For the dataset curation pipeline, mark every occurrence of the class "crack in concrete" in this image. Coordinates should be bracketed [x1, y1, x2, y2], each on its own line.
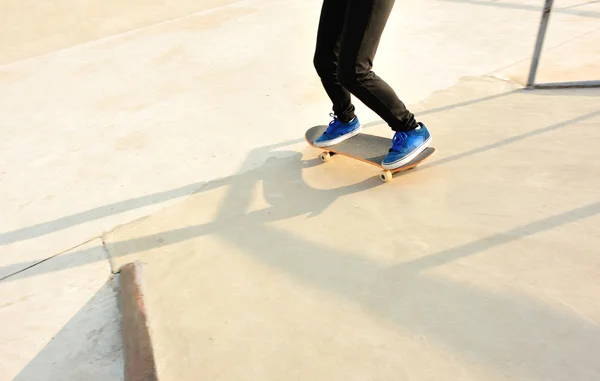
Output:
[0, 236, 99, 282]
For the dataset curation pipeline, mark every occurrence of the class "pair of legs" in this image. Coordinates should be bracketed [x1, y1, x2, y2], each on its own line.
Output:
[313, 0, 418, 132]
[312, 0, 431, 169]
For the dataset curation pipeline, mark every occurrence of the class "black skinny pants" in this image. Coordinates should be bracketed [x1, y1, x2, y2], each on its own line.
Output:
[313, 0, 417, 132]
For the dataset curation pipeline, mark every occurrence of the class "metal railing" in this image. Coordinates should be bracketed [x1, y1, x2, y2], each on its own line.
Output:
[527, 0, 600, 89]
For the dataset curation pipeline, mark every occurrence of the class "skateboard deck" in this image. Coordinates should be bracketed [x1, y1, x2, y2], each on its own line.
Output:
[305, 125, 435, 182]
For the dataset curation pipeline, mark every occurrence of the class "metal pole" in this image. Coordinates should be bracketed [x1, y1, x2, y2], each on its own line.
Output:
[527, 0, 554, 88]
[533, 80, 600, 89]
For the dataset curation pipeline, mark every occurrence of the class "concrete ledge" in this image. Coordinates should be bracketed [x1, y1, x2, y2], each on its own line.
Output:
[119, 262, 158, 381]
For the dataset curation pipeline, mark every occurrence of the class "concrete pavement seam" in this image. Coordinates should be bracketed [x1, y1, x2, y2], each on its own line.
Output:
[0, 0, 268, 69]
[0, 236, 98, 282]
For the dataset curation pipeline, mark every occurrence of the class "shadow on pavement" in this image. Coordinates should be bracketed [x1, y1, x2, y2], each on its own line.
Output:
[2, 104, 599, 282]
[11, 279, 123, 381]
[4, 107, 600, 379]
[103, 143, 600, 380]
[0, 90, 519, 248]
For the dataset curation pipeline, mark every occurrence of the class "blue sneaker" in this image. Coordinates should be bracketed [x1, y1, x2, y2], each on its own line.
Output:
[382, 122, 431, 170]
[313, 114, 362, 147]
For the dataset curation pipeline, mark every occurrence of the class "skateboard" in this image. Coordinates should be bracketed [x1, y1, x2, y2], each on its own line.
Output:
[305, 125, 436, 183]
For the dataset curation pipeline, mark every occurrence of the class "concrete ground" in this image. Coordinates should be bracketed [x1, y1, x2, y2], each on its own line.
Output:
[1, 0, 599, 380]
[104, 77, 600, 381]
[0, 241, 123, 381]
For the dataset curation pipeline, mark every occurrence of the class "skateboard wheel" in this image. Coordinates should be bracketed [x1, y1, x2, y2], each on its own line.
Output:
[320, 152, 331, 162]
[380, 171, 392, 183]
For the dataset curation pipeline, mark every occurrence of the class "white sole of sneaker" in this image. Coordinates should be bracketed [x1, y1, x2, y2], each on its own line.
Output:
[381, 136, 432, 170]
[312, 125, 363, 148]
